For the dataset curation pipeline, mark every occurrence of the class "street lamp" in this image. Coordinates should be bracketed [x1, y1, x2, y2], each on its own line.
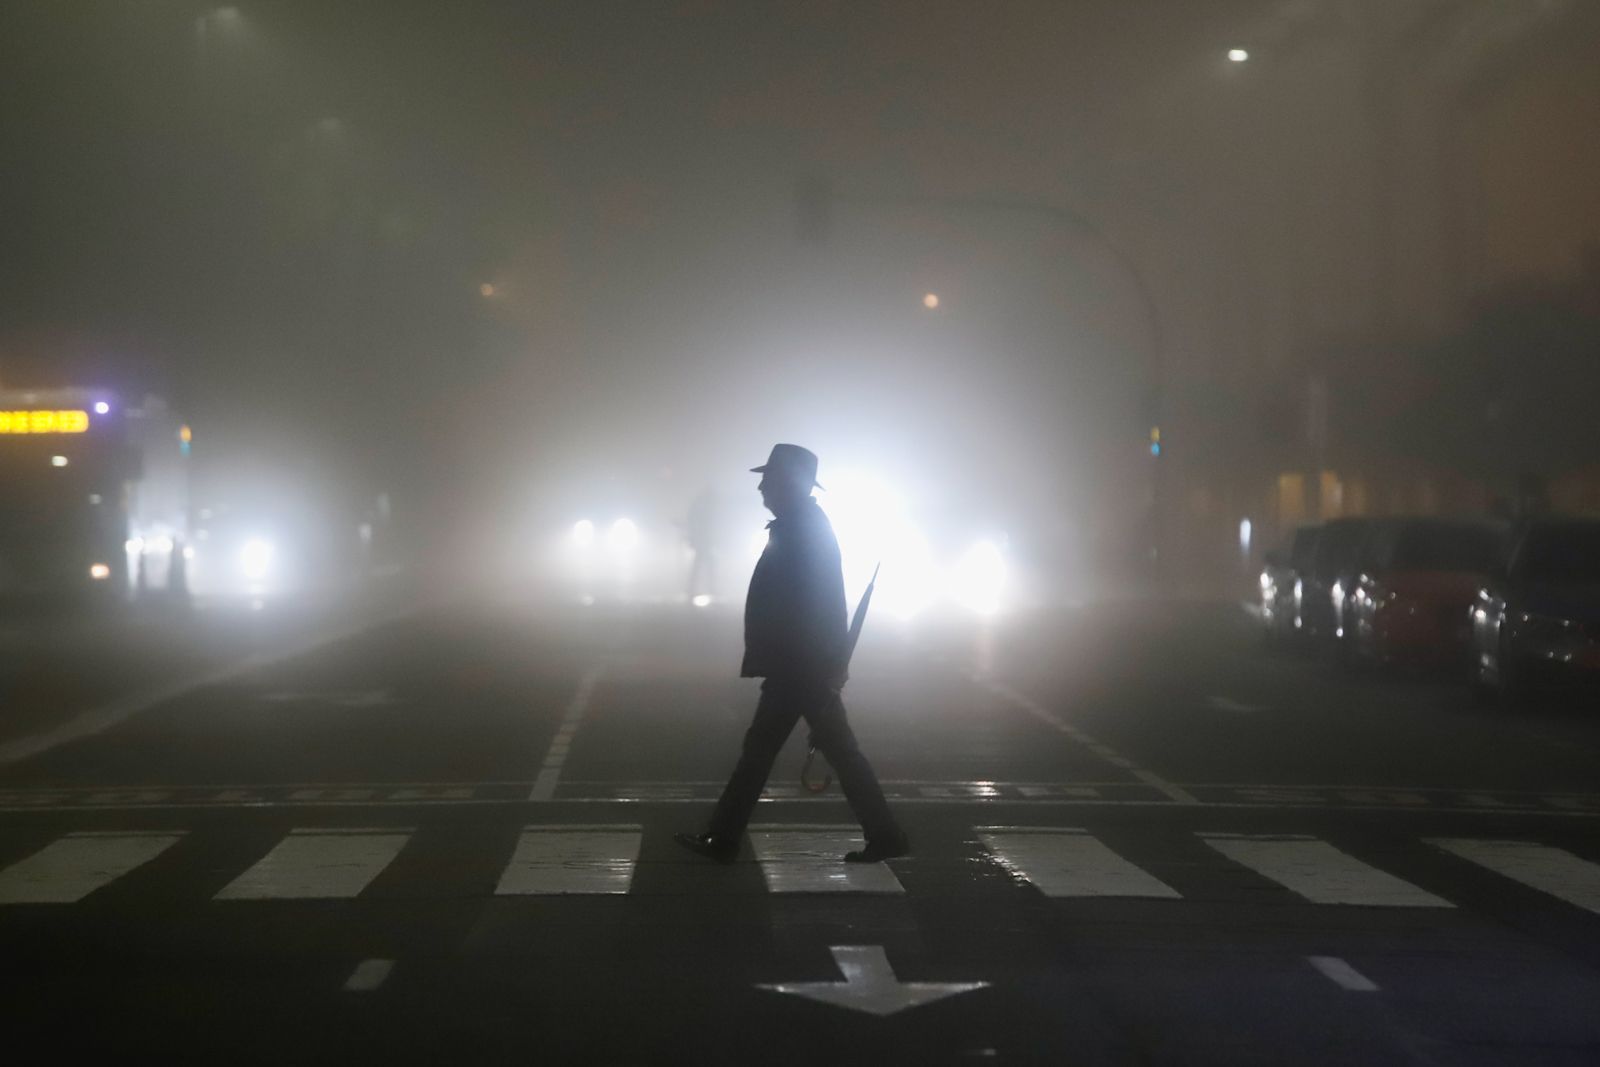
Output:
[922, 292, 940, 310]
[1228, 48, 1250, 63]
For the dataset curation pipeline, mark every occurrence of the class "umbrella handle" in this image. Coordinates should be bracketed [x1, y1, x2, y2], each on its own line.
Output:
[800, 745, 833, 794]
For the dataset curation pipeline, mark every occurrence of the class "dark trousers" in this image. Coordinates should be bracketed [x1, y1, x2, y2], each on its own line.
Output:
[709, 679, 900, 844]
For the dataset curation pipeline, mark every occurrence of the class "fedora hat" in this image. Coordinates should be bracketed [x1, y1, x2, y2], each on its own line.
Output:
[750, 443, 823, 489]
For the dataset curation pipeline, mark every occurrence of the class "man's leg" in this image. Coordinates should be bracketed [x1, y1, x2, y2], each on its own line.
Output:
[804, 690, 904, 848]
[705, 682, 803, 842]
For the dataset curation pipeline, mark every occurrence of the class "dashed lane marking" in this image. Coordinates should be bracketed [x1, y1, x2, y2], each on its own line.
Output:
[970, 674, 1200, 805]
[215, 827, 410, 900]
[0, 606, 418, 769]
[1307, 956, 1379, 992]
[1202, 833, 1453, 907]
[343, 958, 395, 993]
[0, 830, 184, 904]
[528, 667, 602, 802]
[1206, 696, 1270, 714]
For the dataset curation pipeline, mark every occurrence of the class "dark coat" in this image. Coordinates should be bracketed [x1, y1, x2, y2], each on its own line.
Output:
[741, 497, 848, 682]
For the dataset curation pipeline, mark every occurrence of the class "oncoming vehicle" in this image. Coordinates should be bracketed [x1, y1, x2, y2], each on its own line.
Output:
[0, 388, 189, 603]
[1339, 518, 1508, 667]
[1259, 524, 1319, 646]
[1295, 517, 1376, 647]
[1470, 518, 1600, 706]
[539, 464, 1013, 618]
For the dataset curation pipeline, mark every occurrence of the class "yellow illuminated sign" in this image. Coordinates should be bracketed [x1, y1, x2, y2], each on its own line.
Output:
[0, 409, 91, 434]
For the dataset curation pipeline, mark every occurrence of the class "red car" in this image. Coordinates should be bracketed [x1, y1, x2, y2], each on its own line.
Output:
[1340, 518, 1509, 667]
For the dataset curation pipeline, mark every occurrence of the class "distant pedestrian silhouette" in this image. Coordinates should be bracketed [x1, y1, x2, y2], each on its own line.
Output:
[676, 444, 908, 864]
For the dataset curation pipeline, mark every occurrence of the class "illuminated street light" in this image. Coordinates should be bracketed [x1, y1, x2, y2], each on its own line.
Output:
[1228, 48, 1249, 63]
[93, 401, 110, 415]
[479, 282, 497, 298]
[922, 292, 940, 310]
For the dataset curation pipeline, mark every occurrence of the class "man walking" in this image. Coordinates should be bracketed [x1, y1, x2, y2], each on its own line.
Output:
[675, 444, 909, 864]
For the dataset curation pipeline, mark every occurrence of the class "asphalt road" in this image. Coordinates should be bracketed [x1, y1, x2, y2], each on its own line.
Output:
[1, 592, 1598, 1066]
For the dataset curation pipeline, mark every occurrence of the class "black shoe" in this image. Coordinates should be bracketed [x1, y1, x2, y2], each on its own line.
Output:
[844, 833, 910, 864]
[674, 831, 739, 864]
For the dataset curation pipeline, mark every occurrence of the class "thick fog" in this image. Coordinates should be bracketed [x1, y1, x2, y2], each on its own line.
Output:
[3, 1, 1599, 610]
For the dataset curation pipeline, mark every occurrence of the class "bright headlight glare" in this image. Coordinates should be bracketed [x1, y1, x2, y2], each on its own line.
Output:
[571, 519, 596, 548]
[874, 530, 937, 620]
[953, 539, 1007, 615]
[88, 563, 112, 580]
[607, 518, 639, 552]
[239, 538, 275, 580]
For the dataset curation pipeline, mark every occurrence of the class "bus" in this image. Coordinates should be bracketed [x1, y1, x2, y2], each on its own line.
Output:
[0, 388, 190, 602]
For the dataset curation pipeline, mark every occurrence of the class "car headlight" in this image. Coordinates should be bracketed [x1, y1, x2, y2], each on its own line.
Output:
[607, 518, 639, 553]
[239, 538, 275, 581]
[571, 519, 596, 548]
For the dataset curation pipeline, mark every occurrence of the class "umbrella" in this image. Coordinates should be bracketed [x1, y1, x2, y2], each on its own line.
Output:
[801, 563, 879, 793]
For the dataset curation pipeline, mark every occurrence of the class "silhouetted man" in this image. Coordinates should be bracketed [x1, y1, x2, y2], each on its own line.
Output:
[675, 444, 909, 864]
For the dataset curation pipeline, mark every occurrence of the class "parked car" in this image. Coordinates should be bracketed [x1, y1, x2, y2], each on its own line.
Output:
[1470, 518, 1600, 705]
[1340, 518, 1508, 667]
[1296, 517, 1378, 648]
[1260, 524, 1320, 645]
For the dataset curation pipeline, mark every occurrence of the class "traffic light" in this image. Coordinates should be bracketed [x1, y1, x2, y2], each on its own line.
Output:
[1149, 425, 1161, 457]
[795, 176, 832, 244]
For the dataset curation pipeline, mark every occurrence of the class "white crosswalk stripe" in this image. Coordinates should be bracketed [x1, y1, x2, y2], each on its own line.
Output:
[495, 825, 641, 895]
[3, 825, 1600, 915]
[1200, 833, 1452, 907]
[0, 831, 184, 904]
[1429, 838, 1600, 915]
[749, 826, 905, 893]
[215, 828, 411, 900]
[979, 827, 1180, 898]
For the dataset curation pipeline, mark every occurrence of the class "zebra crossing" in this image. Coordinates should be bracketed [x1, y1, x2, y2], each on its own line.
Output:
[0, 822, 1596, 917]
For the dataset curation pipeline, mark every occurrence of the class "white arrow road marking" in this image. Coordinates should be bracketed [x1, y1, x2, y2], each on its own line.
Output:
[1206, 696, 1270, 714]
[758, 946, 989, 1017]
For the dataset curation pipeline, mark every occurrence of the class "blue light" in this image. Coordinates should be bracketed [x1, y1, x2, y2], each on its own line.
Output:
[1149, 442, 1161, 457]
